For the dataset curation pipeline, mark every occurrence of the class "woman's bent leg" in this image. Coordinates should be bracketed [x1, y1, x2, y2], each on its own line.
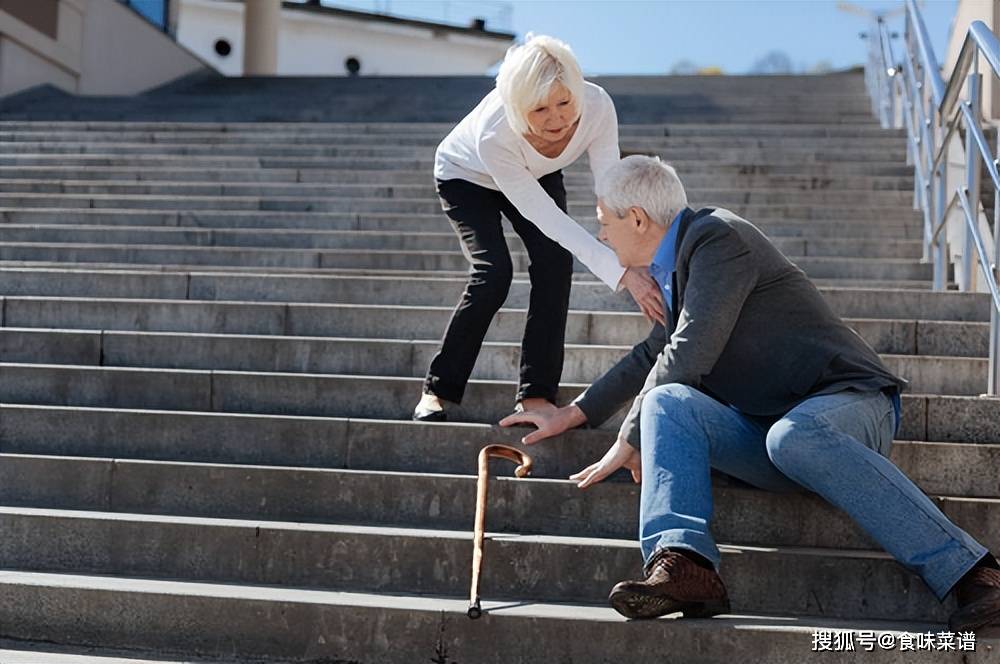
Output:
[424, 179, 513, 403]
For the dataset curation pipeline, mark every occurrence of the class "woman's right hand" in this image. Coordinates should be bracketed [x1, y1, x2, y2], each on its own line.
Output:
[619, 267, 666, 326]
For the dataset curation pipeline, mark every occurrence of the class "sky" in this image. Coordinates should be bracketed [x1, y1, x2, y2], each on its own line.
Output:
[323, 0, 958, 75]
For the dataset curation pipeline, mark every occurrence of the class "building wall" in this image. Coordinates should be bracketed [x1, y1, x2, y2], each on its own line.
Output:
[0, 0, 208, 98]
[76, 0, 206, 94]
[0, 34, 77, 95]
[177, 0, 510, 77]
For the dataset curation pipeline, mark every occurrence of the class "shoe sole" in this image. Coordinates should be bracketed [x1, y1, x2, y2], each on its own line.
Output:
[608, 588, 730, 620]
[412, 411, 447, 422]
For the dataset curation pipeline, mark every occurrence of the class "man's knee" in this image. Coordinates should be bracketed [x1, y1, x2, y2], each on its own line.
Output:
[641, 383, 704, 420]
[764, 414, 825, 473]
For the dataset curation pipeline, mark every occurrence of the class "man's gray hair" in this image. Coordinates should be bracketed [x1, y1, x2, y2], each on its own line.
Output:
[596, 155, 688, 226]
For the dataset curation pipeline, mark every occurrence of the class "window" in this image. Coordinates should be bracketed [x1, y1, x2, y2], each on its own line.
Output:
[120, 0, 169, 32]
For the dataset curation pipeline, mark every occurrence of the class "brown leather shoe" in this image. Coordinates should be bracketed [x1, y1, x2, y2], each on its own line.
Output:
[949, 566, 1000, 633]
[608, 549, 730, 620]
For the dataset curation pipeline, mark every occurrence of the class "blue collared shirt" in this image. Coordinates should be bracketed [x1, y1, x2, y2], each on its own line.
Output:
[648, 209, 686, 314]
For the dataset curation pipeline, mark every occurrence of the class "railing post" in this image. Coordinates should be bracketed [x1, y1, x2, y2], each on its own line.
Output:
[991, 132, 1000, 394]
[933, 114, 947, 291]
[923, 113, 934, 263]
[962, 69, 982, 292]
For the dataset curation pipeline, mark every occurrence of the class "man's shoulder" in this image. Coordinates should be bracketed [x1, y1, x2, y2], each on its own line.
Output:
[679, 208, 749, 251]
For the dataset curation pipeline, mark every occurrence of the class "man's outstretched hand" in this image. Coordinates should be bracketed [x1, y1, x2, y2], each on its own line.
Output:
[499, 404, 588, 445]
[570, 437, 641, 489]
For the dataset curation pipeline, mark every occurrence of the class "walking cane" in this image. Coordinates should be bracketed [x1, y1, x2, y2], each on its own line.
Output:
[468, 443, 533, 619]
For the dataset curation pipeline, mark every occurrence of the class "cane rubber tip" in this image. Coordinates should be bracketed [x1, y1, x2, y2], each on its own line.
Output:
[468, 604, 482, 620]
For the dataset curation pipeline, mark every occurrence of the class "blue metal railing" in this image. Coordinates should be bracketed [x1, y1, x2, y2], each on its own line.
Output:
[865, 0, 1000, 396]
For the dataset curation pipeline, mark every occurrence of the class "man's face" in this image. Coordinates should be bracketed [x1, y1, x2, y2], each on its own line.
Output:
[597, 199, 644, 267]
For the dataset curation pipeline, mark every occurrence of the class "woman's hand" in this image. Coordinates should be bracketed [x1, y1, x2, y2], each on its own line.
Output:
[570, 437, 641, 489]
[619, 267, 666, 326]
[499, 404, 587, 445]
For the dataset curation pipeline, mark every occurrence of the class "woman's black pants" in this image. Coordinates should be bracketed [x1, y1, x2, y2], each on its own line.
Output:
[423, 172, 574, 405]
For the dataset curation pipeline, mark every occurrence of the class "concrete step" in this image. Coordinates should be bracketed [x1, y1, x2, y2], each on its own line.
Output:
[0, 193, 924, 222]
[0, 165, 918, 190]
[2, 365, 998, 442]
[0, 120, 904, 137]
[0, 645, 195, 664]
[0, 243, 935, 280]
[0, 506, 961, 622]
[1, 405, 995, 493]
[0, 269, 982, 318]
[0, 329, 985, 394]
[0, 154, 919, 176]
[0, 141, 911, 162]
[0, 261, 937, 291]
[0, 225, 927, 258]
[2, 454, 996, 550]
[0, 209, 924, 238]
[0, 130, 908, 148]
[0, 179, 918, 206]
[1, 297, 988, 357]
[1, 571, 977, 664]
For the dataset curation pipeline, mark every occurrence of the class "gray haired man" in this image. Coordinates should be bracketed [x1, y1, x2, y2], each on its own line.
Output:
[501, 155, 1000, 631]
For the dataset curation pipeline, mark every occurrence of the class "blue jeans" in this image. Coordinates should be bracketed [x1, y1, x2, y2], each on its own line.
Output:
[638, 384, 987, 600]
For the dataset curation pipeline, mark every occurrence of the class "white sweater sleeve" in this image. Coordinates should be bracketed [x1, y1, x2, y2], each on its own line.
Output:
[587, 92, 621, 190]
[478, 134, 626, 290]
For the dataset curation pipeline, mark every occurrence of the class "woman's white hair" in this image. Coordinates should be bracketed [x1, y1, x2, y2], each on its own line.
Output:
[596, 155, 688, 226]
[495, 34, 585, 136]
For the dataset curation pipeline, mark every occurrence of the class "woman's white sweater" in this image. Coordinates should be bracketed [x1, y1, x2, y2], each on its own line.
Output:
[434, 81, 625, 289]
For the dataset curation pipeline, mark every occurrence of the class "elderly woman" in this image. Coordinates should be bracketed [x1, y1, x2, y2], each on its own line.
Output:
[413, 34, 664, 422]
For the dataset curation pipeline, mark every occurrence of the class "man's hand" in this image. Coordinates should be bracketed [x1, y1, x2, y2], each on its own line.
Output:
[570, 437, 641, 489]
[619, 266, 666, 326]
[499, 404, 587, 444]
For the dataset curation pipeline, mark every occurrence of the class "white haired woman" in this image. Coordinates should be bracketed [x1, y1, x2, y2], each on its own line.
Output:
[413, 34, 665, 421]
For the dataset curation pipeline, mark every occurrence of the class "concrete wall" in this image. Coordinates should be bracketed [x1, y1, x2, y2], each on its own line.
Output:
[0, 0, 208, 98]
[177, 0, 510, 77]
[0, 0, 80, 96]
[76, 0, 206, 95]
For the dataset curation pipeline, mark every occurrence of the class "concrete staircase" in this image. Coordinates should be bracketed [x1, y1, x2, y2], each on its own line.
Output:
[1, 73, 999, 663]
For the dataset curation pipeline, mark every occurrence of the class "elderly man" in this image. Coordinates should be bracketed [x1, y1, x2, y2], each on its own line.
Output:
[501, 155, 1000, 631]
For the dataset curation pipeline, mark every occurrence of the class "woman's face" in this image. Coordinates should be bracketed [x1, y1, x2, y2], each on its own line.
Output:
[524, 82, 578, 142]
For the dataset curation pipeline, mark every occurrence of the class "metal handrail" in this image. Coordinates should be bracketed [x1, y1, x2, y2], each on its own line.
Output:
[941, 22, 1000, 115]
[905, 0, 944, 105]
[864, 0, 1000, 395]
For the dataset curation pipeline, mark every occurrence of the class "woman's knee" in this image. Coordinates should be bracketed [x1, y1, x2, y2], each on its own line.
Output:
[528, 245, 574, 282]
[469, 256, 513, 302]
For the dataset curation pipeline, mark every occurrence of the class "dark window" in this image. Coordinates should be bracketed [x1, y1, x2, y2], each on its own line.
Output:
[214, 39, 232, 57]
[0, 0, 58, 39]
[345, 57, 361, 76]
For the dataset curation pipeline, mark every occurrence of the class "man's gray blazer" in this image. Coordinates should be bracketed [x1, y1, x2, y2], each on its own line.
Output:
[573, 206, 906, 448]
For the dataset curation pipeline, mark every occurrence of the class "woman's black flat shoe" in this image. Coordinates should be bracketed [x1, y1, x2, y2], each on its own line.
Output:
[412, 407, 448, 422]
